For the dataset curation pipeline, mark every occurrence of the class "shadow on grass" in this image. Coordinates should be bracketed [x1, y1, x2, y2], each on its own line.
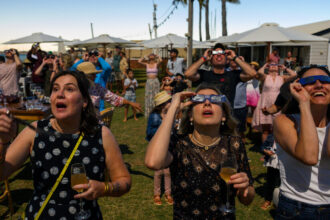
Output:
[125, 163, 153, 179]
[119, 144, 134, 155]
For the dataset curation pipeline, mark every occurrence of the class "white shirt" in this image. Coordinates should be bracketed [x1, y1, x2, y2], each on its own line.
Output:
[278, 117, 330, 205]
[124, 78, 138, 95]
[167, 57, 184, 75]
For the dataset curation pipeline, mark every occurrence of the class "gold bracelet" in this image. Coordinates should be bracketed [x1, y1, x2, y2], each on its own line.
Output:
[104, 182, 109, 194]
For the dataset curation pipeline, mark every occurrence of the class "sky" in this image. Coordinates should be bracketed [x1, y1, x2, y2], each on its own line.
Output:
[0, 0, 329, 51]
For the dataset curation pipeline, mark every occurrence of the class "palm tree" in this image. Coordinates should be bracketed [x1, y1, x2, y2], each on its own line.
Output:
[220, 0, 240, 36]
[205, 0, 210, 40]
[198, 0, 205, 41]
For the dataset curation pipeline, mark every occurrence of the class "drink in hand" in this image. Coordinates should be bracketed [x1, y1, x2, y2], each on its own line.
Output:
[71, 173, 88, 193]
[220, 167, 237, 183]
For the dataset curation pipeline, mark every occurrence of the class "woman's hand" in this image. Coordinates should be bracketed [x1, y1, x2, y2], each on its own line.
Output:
[130, 102, 143, 113]
[228, 172, 250, 197]
[170, 91, 195, 112]
[290, 80, 310, 104]
[73, 179, 105, 200]
[0, 109, 17, 144]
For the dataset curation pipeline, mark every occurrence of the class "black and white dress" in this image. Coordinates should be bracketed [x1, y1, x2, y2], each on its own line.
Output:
[24, 119, 106, 220]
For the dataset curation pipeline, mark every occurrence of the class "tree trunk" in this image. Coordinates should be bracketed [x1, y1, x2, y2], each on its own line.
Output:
[187, 0, 194, 67]
[199, 3, 202, 41]
[205, 0, 210, 40]
[221, 0, 227, 36]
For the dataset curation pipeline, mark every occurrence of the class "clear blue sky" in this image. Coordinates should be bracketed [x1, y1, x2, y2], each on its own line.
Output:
[1, 0, 329, 43]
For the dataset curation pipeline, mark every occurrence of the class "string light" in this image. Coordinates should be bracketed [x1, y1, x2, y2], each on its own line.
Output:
[157, 0, 179, 28]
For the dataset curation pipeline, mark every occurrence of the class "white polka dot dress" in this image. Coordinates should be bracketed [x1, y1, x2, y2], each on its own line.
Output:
[25, 119, 105, 219]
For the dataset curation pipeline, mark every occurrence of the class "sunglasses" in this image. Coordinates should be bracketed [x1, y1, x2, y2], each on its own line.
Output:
[212, 50, 226, 55]
[268, 64, 279, 66]
[4, 50, 12, 53]
[299, 75, 330, 86]
[191, 94, 227, 104]
[88, 51, 99, 56]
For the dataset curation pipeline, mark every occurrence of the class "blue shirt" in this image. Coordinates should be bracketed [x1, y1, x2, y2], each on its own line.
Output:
[146, 113, 162, 142]
[71, 58, 111, 111]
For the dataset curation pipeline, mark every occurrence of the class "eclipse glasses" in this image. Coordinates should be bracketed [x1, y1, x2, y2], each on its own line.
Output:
[299, 75, 330, 86]
[191, 94, 228, 104]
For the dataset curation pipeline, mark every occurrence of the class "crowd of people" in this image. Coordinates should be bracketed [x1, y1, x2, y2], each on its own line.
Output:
[0, 42, 329, 220]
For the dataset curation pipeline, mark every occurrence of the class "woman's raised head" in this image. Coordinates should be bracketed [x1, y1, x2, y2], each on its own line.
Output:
[50, 71, 98, 134]
[179, 83, 237, 135]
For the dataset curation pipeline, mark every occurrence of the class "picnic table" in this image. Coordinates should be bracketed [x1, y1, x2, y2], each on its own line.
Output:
[7, 102, 51, 121]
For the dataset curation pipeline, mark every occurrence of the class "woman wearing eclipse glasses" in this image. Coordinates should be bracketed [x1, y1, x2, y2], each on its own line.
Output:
[145, 83, 255, 219]
[273, 65, 330, 219]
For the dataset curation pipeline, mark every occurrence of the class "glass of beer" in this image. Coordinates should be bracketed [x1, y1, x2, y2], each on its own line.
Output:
[71, 163, 91, 220]
[219, 154, 237, 214]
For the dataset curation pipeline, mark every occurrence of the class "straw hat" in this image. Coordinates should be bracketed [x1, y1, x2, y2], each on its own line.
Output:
[154, 91, 172, 107]
[77, 62, 102, 75]
[250, 61, 260, 69]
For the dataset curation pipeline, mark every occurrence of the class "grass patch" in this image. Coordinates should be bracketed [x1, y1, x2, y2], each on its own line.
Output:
[0, 87, 275, 219]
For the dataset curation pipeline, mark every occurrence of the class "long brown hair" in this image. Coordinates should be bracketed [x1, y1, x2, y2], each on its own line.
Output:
[179, 83, 238, 136]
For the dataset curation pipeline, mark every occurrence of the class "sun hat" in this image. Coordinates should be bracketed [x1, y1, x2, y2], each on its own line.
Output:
[154, 91, 172, 107]
[77, 62, 102, 75]
[250, 61, 260, 69]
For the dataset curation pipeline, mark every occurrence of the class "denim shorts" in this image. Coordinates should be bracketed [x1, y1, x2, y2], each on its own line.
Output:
[124, 93, 136, 103]
[275, 193, 330, 220]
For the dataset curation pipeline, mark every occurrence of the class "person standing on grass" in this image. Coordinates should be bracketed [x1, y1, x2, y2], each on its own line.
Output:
[145, 83, 255, 219]
[119, 52, 128, 93]
[112, 46, 123, 94]
[123, 69, 139, 122]
[184, 43, 256, 106]
[0, 48, 22, 96]
[76, 62, 142, 116]
[166, 48, 185, 77]
[71, 49, 111, 111]
[138, 53, 163, 118]
[146, 91, 174, 206]
[274, 65, 330, 219]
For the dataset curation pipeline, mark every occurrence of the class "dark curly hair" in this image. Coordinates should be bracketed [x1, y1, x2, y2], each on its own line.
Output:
[282, 64, 330, 117]
[179, 83, 238, 136]
[50, 71, 99, 135]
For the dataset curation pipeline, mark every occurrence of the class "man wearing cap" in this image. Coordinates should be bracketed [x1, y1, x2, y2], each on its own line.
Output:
[166, 48, 185, 77]
[0, 48, 22, 96]
[185, 43, 256, 106]
[71, 48, 111, 111]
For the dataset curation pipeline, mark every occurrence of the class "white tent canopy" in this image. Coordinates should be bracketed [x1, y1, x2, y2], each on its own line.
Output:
[141, 33, 208, 49]
[3, 32, 66, 44]
[215, 23, 328, 44]
[73, 34, 136, 48]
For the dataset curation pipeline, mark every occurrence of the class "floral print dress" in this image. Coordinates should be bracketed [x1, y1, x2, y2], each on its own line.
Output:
[169, 133, 253, 220]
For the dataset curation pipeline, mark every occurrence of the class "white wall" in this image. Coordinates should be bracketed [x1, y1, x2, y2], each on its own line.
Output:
[309, 41, 329, 65]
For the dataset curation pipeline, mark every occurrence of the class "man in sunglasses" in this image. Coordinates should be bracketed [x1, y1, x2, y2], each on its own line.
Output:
[166, 48, 185, 77]
[0, 48, 22, 96]
[185, 43, 256, 106]
[71, 48, 111, 111]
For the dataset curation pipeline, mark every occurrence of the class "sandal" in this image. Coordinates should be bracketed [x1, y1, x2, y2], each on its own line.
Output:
[153, 195, 162, 205]
[165, 194, 174, 205]
[260, 200, 272, 210]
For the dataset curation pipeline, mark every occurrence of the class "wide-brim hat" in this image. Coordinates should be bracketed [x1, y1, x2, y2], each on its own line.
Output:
[154, 91, 172, 107]
[77, 62, 102, 75]
[250, 61, 260, 69]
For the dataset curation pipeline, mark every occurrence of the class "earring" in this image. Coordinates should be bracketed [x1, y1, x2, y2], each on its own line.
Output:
[221, 121, 225, 126]
[190, 119, 193, 126]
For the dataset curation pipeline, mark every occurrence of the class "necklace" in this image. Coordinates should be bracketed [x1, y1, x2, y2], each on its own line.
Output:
[52, 119, 80, 134]
[190, 134, 221, 150]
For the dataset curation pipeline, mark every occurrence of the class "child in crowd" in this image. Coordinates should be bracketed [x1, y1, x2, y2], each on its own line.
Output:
[146, 91, 174, 206]
[123, 69, 138, 122]
[170, 73, 188, 94]
[160, 76, 173, 94]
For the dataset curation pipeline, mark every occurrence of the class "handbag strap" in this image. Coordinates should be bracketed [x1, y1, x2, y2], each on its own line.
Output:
[34, 132, 85, 220]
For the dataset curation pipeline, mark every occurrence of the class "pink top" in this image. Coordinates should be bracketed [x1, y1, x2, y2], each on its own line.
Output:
[146, 64, 158, 76]
[0, 62, 20, 96]
[89, 83, 124, 109]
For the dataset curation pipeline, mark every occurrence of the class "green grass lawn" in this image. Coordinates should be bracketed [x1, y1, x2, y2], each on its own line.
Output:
[0, 86, 275, 219]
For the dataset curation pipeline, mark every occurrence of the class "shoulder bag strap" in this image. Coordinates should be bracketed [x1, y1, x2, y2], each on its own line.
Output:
[34, 132, 85, 220]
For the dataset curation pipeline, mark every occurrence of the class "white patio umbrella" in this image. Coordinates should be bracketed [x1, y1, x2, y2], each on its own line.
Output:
[213, 23, 328, 55]
[3, 32, 66, 44]
[73, 34, 136, 48]
[141, 33, 208, 49]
